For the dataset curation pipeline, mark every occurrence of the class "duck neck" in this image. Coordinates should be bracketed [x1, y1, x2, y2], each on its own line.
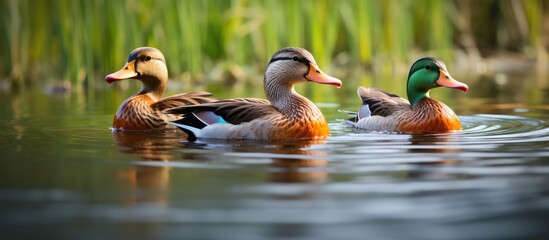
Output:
[407, 87, 430, 108]
[406, 71, 438, 108]
[139, 76, 167, 102]
[266, 80, 320, 120]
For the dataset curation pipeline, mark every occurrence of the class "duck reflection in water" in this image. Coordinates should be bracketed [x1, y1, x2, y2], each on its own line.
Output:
[408, 133, 461, 155]
[112, 131, 329, 201]
[181, 139, 328, 191]
[112, 130, 184, 160]
[406, 133, 465, 180]
[265, 140, 328, 185]
[112, 130, 184, 205]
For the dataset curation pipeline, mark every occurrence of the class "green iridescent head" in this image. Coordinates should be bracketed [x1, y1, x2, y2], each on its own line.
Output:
[406, 57, 468, 107]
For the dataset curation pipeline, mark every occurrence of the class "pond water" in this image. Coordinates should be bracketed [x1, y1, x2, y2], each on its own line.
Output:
[0, 72, 548, 240]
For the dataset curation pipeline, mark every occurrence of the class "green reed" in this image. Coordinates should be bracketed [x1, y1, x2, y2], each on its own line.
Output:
[0, 0, 545, 92]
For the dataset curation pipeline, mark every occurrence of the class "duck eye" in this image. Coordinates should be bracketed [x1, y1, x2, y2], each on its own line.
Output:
[145, 56, 152, 61]
[292, 56, 299, 61]
[425, 65, 431, 70]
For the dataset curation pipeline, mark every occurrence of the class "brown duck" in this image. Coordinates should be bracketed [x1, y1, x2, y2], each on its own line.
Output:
[167, 47, 342, 141]
[106, 47, 215, 131]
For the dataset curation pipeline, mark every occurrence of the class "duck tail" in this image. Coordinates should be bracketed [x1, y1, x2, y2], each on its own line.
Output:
[340, 104, 372, 123]
[171, 111, 226, 141]
[358, 104, 372, 120]
[171, 114, 204, 141]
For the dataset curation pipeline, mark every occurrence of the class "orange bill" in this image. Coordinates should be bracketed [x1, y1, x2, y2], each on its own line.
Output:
[105, 60, 138, 84]
[305, 63, 342, 88]
[436, 69, 468, 92]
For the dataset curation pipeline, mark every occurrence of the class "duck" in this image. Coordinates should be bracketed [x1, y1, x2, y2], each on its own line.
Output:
[105, 47, 215, 131]
[351, 57, 468, 133]
[166, 47, 342, 141]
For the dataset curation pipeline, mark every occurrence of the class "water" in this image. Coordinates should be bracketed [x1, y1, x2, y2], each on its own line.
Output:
[0, 74, 548, 240]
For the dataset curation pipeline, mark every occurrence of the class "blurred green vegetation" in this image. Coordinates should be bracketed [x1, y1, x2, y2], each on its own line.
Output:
[0, 0, 546, 91]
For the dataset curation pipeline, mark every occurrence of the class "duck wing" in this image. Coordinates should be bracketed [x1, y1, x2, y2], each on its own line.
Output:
[357, 86, 410, 117]
[167, 98, 277, 124]
[151, 92, 216, 111]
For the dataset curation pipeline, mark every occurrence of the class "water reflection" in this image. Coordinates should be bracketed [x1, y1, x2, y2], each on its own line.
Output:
[408, 133, 461, 154]
[111, 130, 185, 161]
[269, 158, 327, 184]
[182, 139, 329, 184]
[406, 133, 467, 181]
[111, 131, 330, 203]
[111, 131, 184, 205]
[240, 140, 327, 184]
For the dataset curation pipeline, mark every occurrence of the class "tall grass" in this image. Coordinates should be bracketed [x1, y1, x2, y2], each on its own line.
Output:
[0, 0, 546, 91]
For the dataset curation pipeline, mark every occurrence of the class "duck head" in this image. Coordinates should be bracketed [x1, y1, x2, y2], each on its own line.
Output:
[264, 47, 341, 102]
[106, 47, 168, 100]
[406, 57, 468, 107]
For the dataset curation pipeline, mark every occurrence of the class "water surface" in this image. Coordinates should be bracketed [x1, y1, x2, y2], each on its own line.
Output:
[0, 73, 548, 240]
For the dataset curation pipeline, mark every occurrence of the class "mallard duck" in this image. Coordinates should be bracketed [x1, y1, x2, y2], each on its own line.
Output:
[167, 47, 342, 141]
[352, 57, 468, 133]
[106, 47, 215, 131]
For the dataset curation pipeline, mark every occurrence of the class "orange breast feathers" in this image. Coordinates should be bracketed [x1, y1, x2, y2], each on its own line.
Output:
[397, 98, 462, 132]
[269, 119, 330, 139]
[112, 95, 166, 131]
